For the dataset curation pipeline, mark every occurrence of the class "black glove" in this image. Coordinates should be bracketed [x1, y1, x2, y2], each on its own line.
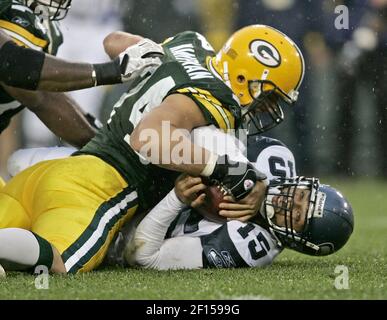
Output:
[209, 154, 267, 200]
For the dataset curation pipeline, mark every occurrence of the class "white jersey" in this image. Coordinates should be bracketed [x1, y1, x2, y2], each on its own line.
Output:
[247, 135, 296, 181]
[166, 208, 282, 268]
[105, 130, 297, 270]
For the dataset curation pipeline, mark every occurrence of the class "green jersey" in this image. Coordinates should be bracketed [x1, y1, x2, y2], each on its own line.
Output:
[79, 31, 241, 209]
[0, 0, 11, 15]
[0, 0, 63, 133]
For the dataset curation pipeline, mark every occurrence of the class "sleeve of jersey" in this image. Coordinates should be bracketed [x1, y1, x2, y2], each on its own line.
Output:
[132, 189, 204, 270]
[0, 6, 47, 51]
[175, 87, 235, 131]
[200, 220, 281, 268]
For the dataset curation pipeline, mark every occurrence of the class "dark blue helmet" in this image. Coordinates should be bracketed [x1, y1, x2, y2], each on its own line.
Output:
[263, 177, 354, 256]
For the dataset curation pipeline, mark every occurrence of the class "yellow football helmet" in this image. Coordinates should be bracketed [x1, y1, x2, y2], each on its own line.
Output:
[208, 24, 305, 134]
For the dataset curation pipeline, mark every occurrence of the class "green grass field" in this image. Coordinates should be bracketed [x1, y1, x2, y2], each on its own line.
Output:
[0, 178, 386, 300]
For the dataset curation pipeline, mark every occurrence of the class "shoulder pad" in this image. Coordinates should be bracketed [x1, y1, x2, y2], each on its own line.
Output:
[247, 136, 287, 161]
[0, 1, 49, 50]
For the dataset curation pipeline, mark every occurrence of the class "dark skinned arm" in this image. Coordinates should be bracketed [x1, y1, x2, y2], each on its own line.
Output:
[0, 30, 120, 91]
[36, 56, 96, 92]
[3, 84, 96, 148]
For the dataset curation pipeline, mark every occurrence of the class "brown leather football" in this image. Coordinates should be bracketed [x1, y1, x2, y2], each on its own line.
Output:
[196, 185, 228, 223]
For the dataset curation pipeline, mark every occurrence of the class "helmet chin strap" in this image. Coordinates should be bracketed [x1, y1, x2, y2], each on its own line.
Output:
[207, 57, 241, 105]
[207, 57, 230, 87]
[222, 61, 232, 89]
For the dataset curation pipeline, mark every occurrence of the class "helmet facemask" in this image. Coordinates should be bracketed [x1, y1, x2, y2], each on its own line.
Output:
[263, 177, 321, 254]
[242, 80, 295, 136]
[25, 0, 72, 21]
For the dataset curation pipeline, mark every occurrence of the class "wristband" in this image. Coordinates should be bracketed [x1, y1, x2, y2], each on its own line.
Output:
[200, 152, 219, 177]
[92, 58, 122, 86]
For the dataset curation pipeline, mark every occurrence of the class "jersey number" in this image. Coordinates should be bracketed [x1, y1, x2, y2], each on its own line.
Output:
[268, 156, 294, 178]
[237, 223, 270, 260]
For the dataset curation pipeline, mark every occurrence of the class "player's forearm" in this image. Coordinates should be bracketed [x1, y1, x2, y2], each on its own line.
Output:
[38, 55, 122, 91]
[156, 127, 213, 175]
[31, 93, 96, 148]
[37, 58, 95, 91]
[134, 189, 185, 267]
[133, 189, 203, 270]
[131, 123, 215, 176]
[144, 237, 204, 270]
[103, 31, 143, 59]
[0, 39, 122, 91]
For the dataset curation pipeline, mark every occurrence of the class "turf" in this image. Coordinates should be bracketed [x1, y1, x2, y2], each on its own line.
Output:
[0, 178, 386, 300]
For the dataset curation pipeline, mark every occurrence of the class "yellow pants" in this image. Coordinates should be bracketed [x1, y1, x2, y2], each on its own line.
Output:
[0, 155, 138, 273]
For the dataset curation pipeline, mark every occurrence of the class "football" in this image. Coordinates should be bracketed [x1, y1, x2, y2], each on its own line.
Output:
[196, 185, 228, 223]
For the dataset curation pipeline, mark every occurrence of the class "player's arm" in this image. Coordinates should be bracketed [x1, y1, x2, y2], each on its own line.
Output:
[130, 93, 266, 200]
[103, 31, 144, 59]
[131, 188, 205, 270]
[3, 85, 96, 148]
[131, 174, 277, 270]
[0, 30, 115, 91]
[40, 31, 148, 91]
[130, 94, 213, 175]
[0, 30, 162, 91]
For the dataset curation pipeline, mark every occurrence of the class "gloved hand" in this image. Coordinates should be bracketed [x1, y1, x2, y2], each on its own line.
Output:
[117, 38, 164, 82]
[208, 154, 267, 200]
[92, 38, 164, 86]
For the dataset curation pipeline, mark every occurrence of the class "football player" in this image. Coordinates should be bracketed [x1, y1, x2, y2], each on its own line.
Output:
[0, 1, 152, 91]
[102, 125, 295, 268]
[118, 128, 353, 269]
[0, 1, 163, 146]
[125, 175, 354, 270]
[0, 25, 304, 275]
[2, 126, 298, 271]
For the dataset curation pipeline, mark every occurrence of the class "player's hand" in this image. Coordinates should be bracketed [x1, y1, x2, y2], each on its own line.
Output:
[218, 180, 267, 222]
[117, 38, 164, 82]
[208, 154, 267, 201]
[174, 173, 207, 208]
